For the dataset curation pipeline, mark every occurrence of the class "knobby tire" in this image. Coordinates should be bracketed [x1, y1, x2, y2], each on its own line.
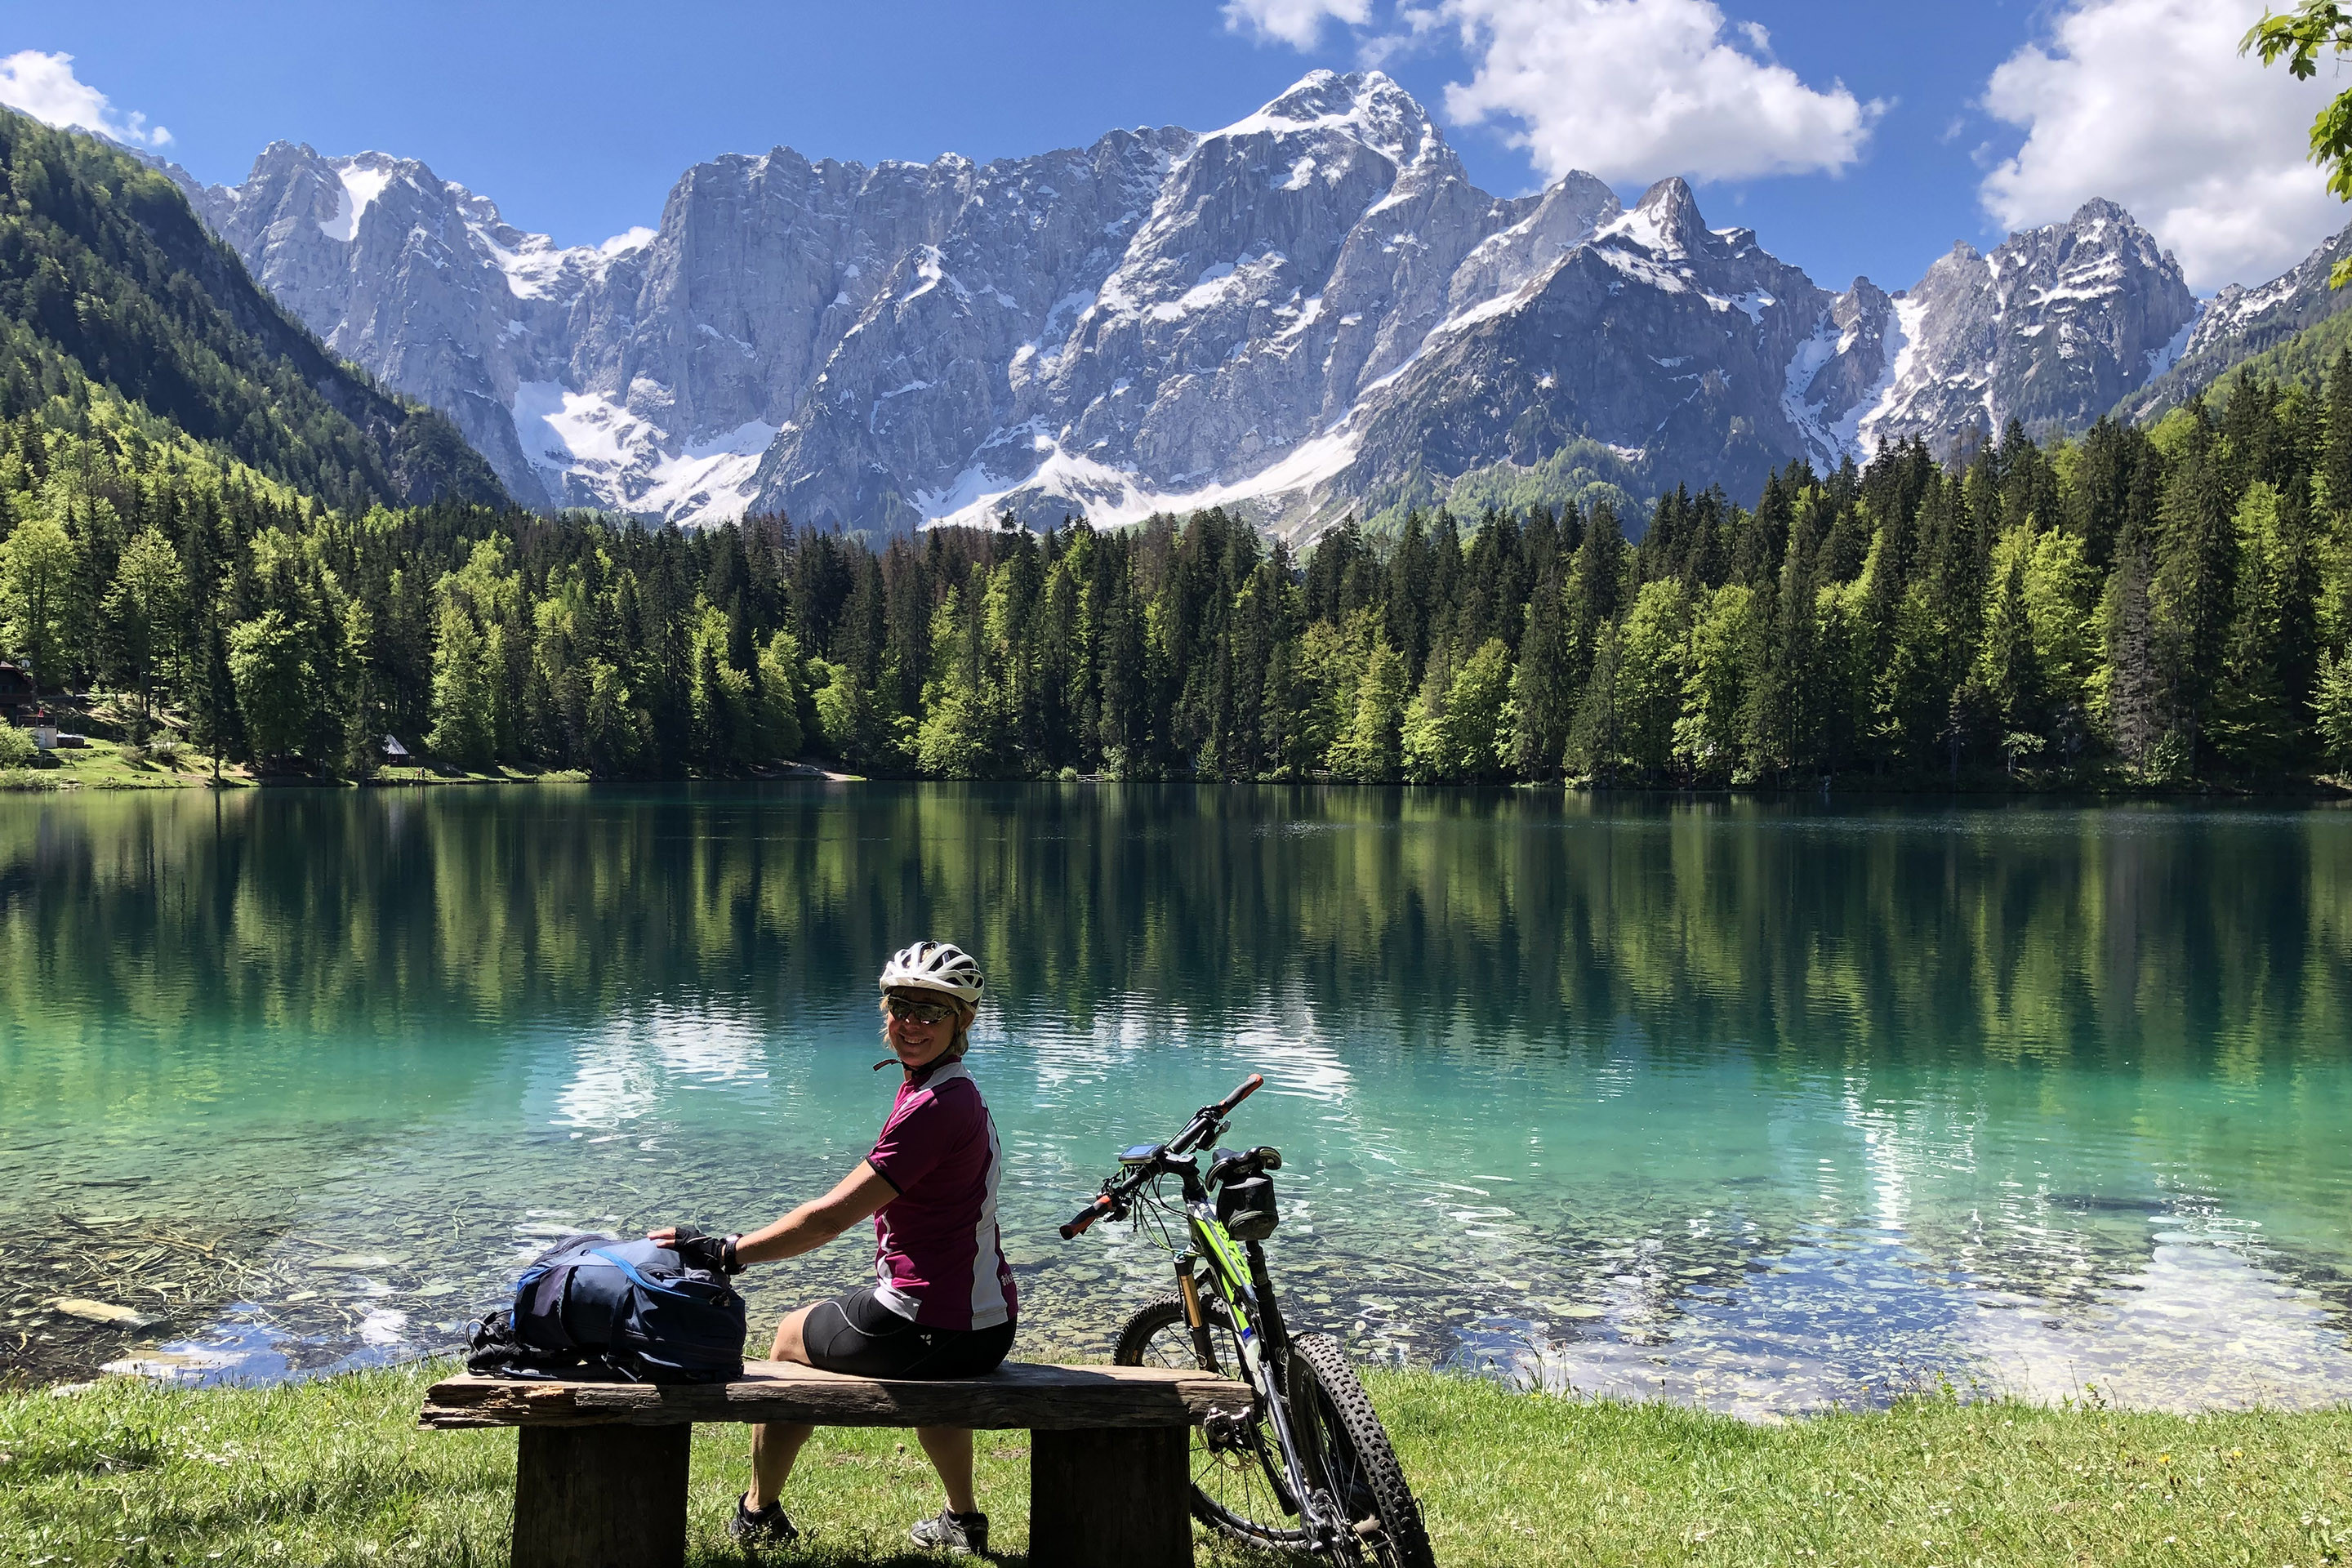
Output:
[1114, 1294, 1309, 1549]
[1288, 1334, 1438, 1568]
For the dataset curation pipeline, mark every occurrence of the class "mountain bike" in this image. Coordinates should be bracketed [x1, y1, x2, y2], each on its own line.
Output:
[1059, 1074, 1437, 1567]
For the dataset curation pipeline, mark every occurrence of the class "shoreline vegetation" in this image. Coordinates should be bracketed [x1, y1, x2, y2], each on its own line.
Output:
[8, 372, 2352, 801]
[1, 1364, 2344, 1567]
[2, 733, 2341, 798]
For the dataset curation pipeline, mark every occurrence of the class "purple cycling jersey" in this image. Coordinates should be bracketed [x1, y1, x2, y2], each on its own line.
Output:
[863, 1058, 1017, 1331]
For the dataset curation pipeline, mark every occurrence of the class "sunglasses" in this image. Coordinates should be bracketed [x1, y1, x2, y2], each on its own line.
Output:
[884, 995, 960, 1026]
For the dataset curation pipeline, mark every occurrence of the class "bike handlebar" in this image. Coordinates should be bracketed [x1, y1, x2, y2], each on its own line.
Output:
[1062, 1071, 1267, 1238]
[1058, 1194, 1116, 1240]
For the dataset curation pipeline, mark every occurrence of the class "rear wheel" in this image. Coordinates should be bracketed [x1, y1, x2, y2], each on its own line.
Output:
[1288, 1334, 1437, 1568]
[1115, 1293, 1307, 1549]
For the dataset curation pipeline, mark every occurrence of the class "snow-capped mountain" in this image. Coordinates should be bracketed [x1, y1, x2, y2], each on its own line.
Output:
[169, 72, 2203, 537]
[2117, 220, 2352, 423]
[1847, 200, 2198, 452]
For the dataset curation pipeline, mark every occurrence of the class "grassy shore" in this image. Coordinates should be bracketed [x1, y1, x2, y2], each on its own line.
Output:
[2, 1365, 2345, 1566]
[0, 738, 592, 791]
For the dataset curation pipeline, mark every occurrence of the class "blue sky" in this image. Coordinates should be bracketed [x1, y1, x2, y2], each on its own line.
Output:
[2, 0, 2341, 293]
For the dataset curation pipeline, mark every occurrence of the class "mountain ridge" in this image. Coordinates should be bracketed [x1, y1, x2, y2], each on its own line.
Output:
[153, 71, 2232, 537]
[0, 107, 506, 515]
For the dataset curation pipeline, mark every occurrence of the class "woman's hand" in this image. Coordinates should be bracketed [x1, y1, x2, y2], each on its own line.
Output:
[645, 1226, 739, 1273]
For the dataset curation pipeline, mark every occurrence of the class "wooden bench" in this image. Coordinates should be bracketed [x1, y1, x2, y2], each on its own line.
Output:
[421, 1359, 1254, 1568]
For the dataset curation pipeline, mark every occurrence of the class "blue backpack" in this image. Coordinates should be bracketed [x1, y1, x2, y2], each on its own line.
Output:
[469, 1232, 746, 1383]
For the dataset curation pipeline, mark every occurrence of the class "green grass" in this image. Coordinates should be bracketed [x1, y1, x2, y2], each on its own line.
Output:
[3, 739, 596, 791]
[2, 1365, 2346, 1566]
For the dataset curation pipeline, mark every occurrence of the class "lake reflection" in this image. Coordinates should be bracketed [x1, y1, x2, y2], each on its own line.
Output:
[2, 786, 2347, 1411]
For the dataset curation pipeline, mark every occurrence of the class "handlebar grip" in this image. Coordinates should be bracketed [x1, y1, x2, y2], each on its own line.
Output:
[1215, 1074, 1264, 1116]
[1059, 1196, 1115, 1241]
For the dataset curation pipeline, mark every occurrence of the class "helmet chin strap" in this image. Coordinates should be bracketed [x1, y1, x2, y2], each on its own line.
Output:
[874, 1046, 964, 1074]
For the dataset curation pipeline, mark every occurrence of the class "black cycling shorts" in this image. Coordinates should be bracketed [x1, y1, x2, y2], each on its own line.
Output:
[800, 1286, 1016, 1380]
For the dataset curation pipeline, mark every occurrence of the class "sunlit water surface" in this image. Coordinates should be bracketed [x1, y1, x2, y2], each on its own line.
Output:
[2, 786, 2347, 1414]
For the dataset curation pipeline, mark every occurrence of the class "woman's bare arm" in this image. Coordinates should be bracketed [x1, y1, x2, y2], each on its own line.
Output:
[650, 1160, 897, 1267]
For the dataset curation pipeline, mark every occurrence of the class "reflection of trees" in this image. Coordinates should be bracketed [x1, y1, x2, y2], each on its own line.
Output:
[3, 791, 2346, 1072]
[5, 787, 2348, 1377]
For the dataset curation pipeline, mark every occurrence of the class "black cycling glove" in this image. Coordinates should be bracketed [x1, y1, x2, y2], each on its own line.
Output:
[668, 1225, 744, 1276]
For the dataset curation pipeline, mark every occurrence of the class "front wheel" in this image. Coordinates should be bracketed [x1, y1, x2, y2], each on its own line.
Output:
[1288, 1334, 1437, 1568]
[1115, 1294, 1308, 1551]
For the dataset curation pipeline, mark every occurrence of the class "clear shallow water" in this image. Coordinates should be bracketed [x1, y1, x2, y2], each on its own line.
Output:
[2, 786, 2347, 1414]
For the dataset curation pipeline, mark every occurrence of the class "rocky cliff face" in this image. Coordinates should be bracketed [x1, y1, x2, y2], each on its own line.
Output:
[1841, 199, 2198, 454]
[176, 72, 2206, 537]
[2116, 220, 2352, 423]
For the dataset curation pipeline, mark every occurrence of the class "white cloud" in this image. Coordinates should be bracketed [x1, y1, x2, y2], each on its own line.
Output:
[1980, 0, 2343, 291]
[0, 50, 170, 147]
[1222, 0, 1878, 185]
[1432, 0, 1880, 185]
[1224, 0, 1373, 50]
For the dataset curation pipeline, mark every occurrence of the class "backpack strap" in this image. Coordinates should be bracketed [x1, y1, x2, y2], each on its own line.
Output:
[588, 1247, 675, 1294]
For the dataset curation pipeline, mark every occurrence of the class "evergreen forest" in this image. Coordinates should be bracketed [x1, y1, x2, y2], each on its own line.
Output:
[6, 359, 2352, 787]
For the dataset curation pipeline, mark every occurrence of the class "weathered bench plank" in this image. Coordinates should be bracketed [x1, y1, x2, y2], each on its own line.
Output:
[421, 1357, 1250, 1431]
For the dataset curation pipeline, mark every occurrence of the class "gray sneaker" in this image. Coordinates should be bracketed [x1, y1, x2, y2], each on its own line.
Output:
[729, 1490, 798, 1547]
[910, 1507, 990, 1555]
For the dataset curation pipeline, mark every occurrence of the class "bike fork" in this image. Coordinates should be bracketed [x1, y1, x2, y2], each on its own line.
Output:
[1175, 1253, 1220, 1372]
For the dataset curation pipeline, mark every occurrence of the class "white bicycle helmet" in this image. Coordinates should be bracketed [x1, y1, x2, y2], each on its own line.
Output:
[879, 941, 986, 1007]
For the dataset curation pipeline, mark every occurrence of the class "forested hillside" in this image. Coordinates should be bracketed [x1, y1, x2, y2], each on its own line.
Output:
[0, 110, 504, 516]
[3, 346, 2349, 784]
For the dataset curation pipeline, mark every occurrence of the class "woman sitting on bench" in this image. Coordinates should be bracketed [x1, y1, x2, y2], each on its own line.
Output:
[649, 939, 1016, 1556]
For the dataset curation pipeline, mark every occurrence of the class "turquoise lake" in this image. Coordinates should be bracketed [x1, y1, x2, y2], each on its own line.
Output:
[2, 786, 2347, 1414]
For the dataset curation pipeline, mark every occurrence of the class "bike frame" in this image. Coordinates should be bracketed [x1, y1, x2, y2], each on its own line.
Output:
[1119, 1147, 1340, 1546]
[1060, 1074, 1358, 1553]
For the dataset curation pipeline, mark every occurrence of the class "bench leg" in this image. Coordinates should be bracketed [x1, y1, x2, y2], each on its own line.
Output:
[511, 1424, 689, 1568]
[1029, 1425, 1192, 1568]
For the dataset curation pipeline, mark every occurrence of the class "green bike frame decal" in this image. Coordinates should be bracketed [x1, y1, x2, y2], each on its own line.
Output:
[1192, 1211, 1254, 1299]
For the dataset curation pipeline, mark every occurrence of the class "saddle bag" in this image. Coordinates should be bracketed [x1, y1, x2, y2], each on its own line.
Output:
[467, 1232, 746, 1383]
[1216, 1176, 1280, 1241]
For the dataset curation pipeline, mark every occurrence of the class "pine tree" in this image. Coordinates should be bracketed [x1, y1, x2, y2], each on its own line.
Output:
[2315, 648, 2352, 773]
[2323, 349, 2352, 515]
[0, 510, 77, 697]
[1508, 564, 1571, 778]
[2152, 422, 2237, 768]
[1329, 639, 1407, 782]
[1977, 536, 2043, 774]
[227, 608, 315, 766]
[2104, 508, 2167, 773]
[1566, 621, 1624, 782]
[425, 599, 496, 769]
[100, 527, 183, 729]
[2210, 483, 2294, 773]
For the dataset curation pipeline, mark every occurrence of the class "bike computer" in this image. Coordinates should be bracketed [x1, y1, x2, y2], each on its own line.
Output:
[1119, 1143, 1163, 1166]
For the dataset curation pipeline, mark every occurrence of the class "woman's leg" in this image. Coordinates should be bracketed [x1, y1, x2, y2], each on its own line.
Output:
[749, 1304, 819, 1510]
[914, 1426, 977, 1515]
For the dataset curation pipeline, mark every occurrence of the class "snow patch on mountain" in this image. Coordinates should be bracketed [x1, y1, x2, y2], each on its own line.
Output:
[512, 381, 644, 483]
[639, 421, 777, 519]
[922, 417, 1365, 532]
[1855, 296, 1926, 454]
[1208, 69, 1433, 167]
[319, 161, 393, 243]
[2145, 314, 2197, 379]
[510, 381, 776, 523]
